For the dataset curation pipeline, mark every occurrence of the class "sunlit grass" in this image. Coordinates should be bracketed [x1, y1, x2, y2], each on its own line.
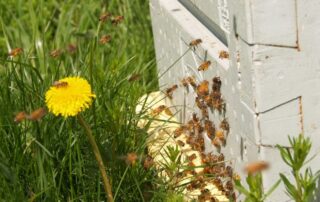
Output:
[0, 1, 164, 201]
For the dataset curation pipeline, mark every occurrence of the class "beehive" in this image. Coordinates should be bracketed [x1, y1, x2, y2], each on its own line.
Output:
[150, 0, 320, 201]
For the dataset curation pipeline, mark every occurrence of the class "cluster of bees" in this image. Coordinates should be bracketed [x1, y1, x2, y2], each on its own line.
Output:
[160, 39, 235, 201]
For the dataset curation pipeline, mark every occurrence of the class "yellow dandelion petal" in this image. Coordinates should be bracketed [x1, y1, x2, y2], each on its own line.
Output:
[45, 77, 96, 117]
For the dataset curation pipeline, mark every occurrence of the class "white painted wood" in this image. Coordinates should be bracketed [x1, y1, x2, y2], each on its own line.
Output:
[150, 0, 320, 201]
[229, 0, 297, 46]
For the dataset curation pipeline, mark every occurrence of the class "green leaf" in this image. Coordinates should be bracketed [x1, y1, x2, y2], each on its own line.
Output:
[280, 173, 299, 199]
[264, 179, 281, 199]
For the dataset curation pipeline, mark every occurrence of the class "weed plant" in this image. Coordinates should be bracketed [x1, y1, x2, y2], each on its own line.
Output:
[0, 1, 162, 201]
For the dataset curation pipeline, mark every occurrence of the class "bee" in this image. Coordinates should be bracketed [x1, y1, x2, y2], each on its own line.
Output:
[128, 73, 141, 82]
[14, 111, 27, 123]
[177, 140, 185, 147]
[165, 84, 178, 99]
[50, 49, 62, 58]
[220, 118, 230, 133]
[245, 161, 269, 174]
[174, 125, 186, 138]
[187, 153, 197, 161]
[99, 35, 111, 44]
[27, 108, 47, 121]
[67, 44, 77, 54]
[99, 13, 112, 22]
[53, 81, 68, 88]
[201, 107, 209, 119]
[195, 97, 207, 110]
[143, 155, 154, 170]
[225, 180, 234, 191]
[198, 61, 211, 71]
[212, 77, 222, 92]
[198, 188, 211, 201]
[226, 166, 233, 178]
[196, 80, 209, 97]
[181, 78, 189, 91]
[189, 38, 202, 47]
[203, 95, 213, 108]
[210, 197, 218, 202]
[213, 178, 224, 191]
[125, 152, 138, 166]
[215, 130, 225, 145]
[219, 50, 229, 59]
[204, 120, 215, 139]
[111, 15, 124, 25]
[9, 48, 23, 57]
[186, 76, 197, 89]
[212, 97, 225, 113]
[218, 154, 225, 162]
[151, 105, 166, 116]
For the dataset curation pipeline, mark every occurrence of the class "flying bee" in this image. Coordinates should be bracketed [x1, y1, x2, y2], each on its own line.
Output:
[50, 49, 62, 58]
[245, 161, 269, 174]
[181, 78, 189, 91]
[187, 153, 197, 161]
[99, 13, 112, 22]
[128, 73, 141, 82]
[215, 130, 225, 145]
[189, 38, 202, 47]
[219, 50, 229, 59]
[165, 84, 178, 99]
[143, 155, 154, 170]
[220, 118, 230, 134]
[67, 44, 77, 54]
[53, 81, 68, 88]
[196, 80, 209, 97]
[186, 76, 197, 88]
[99, 35, 111, 44]
[198, 61, 211, 71]
[125, 152, 138, 166]
[177, 140, 185, 147]
[9, 48, 23, 57]
[212, 77, 222, 92]
[111, 15, 124, 25]
[14, 111, 27, 123]
[151, 105, 166, 116]
[27, 108, 47, 121]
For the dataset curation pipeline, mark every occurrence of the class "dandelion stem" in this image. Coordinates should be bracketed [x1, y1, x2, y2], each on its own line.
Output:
[77, 114, 114, 202]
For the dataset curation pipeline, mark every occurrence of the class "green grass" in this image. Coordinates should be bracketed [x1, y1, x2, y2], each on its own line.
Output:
[0, 0, 164, 201]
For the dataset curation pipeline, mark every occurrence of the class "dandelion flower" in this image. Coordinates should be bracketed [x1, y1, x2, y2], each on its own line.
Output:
[45, 77, 96, 117]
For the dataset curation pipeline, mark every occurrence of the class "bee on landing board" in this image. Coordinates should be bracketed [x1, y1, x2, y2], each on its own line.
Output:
[198, 61, 211, 71]
[165, 84, 178, 99]
[212, 77, 222, 92]
[219, 50, 229, 59]
[220, 118, 230, 134]
[196, 80, 209, 97]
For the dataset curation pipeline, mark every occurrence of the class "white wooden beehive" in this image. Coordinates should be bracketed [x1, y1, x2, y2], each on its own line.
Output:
[150, 0, 320, 201]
